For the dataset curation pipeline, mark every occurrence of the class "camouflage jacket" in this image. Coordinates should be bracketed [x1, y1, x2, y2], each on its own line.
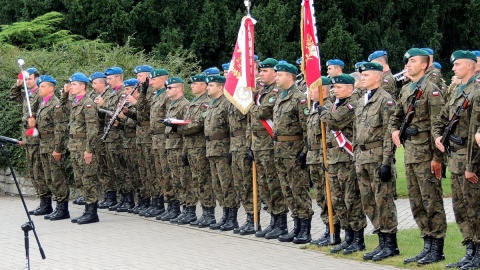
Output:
[273, 84, 309, 159]
[67, 96, 98, 153]
[88, 88, 108, 135]
[306, 98, 332, 165]
[246, 83, 278, 151]
[10, 84, 42, 144]
[468, 82, 480, 174]
[425, 66, 447, 102]
[101, 87, 124, 142]
[354, 87, 396, 166]
[389, 77, 444, 164]
[177, 92, 209, 149]
[320, 96, 355, 164]
[120, 106, 137, 149]
[150, 88, 170, 150]
[165, 96, 190, 150]
[35, 95, 67, 154]
[228, 103, 248, 153]
[382, 70, 398, 100]
[135, 87, 154, 144]
[204, 94, 231, 157]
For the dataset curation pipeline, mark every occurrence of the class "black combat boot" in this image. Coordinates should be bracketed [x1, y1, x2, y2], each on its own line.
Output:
[190, 206, 205, 226]
[170, 205, 187, 223]
[71, 204, 88, 223]
[117, 192, 135, 212]
[156, 199, 171, 220]
[234, 213, 251, 234]
[311, 224, 329, 245]
[404, 236, 432, 264]
[198, 207, 216, 228]
[77, 203, 99, 225]
[461, 244, 480, 269]
[240, 213, 260, 235]
[144, 197, 165, 218]
[278, 217, 301, 242]
[97, 192, 107, 206]
[210, 207, 229, 230]
[330, 228, 354, 253]
[256, 214, 276, 238]
[293, 217, 312, 244]
[128, 194, 143, 213]
[178, 206, 197, 225]
[343, 229, 365, 254]
[109, 192, 125, 211]
[372, 233, 400, 261]
[446, 241, 476, 268]
[49, 201, 70, 221]
[418, 237, 445, 265]
[44, 201, 58, 220]
[33, 197, 53, 216]
[135, 197, 151, 215]
[318, 224, 341, 246]
[220, 207, 239, 231]
[29, 199, 43, 215]
[363, 232, 385, 260]
[265, 214, 288, 239]
[160, 200, 181, 221]
[98, 191, 117, 209]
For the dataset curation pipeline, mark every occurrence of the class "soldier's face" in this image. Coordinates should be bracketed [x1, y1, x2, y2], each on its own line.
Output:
[311, 88, 319, 102]
[124, 86, 134, 95]
[166, 83, 183, 99]
[360, 71, 381, 90]
[70, 81, 86, 95]
[405, 56, 427, 78]
[150, 76, 167, 90]
[191, 82, 206, 95]
[92, 79, 107, 93]
[136, 72, 150, 83]
[26, 74, 37, 89]
[275, 72, 293, 89]
[259, 68, 276, 85]
[327, 65, 341, 77]
[38, 82, 54, 98]
[476, 57, 480, 71]
[452, 59, 475, 80]
[106, 75, 122, 88]
[207, 82, 223, 98]
[333, 84, 353, 99]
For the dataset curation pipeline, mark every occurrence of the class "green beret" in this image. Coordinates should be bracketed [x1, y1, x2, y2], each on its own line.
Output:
[258, 58, 279, 68]
[450, 50, 478, 64]
[206, 75, 226, 84]
[274, 63, 298, 75]
[403, 48, 429, 64]
[359, 62, 383, 73]
[189, 74, 207, 83]
[151, 68, 169, 78]
[165, 77, 184, 86]
[321, 76, 332, 86]
[331, 74, 355, 85]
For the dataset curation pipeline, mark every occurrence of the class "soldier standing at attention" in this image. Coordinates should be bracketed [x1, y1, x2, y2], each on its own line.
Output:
[354, 62, 399, 261]
[368, 51, 397, 99]
[273, 62, 313, 244]
[421, 48, 448, 100]
[390, 48, 447, 265]
[326, 59, 344, 78]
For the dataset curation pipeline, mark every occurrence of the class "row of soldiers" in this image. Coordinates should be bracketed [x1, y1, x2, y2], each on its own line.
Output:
[9, 47, 480, 269]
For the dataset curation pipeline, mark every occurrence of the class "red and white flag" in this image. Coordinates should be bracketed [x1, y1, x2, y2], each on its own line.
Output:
[224, 16, 257, 115]
[301, 0, 322, 92]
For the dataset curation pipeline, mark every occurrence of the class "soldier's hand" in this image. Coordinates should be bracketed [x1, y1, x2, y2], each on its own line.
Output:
[392, 130, 401, 147]
[435, 136, 445, 152]
[297, 152, 307, 169]
[84, 151, 93, 165]
[465, 171, 478, 184]
[431, 160, 442, 180]
[28, 116, 36, 128]
[126, 95, 137, 105]
[113, 120, 120, 127]
[141, 77, 149, 94]
[52, 151, 62, 161]
[118, 111, 126, 119]
[475, 133, 480, 147]
[379, 165, 392, 182]
[182, 154, 189, 166]
[63, 83, 71, 93]
[247, 147, 254, 162]
[94, 96, 105, 106]
[317, 106, 327, 114]
[16, 79, 22, 86]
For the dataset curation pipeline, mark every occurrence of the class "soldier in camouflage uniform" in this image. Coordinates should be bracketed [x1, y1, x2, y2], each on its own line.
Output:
[66, 72, 100, 224]
[10, 68, 52, 215]
[421, 48, 448, 99]
[273, 63, 313, 244]
[177, 74, 214, 228]
[30, 75, 70, 221]
[204, 75, 239, 231]
[434, 51, 480, 269]
[354, 62, 399, 261]
[247, 58, 288, 239]
[390, 48, 447, 265]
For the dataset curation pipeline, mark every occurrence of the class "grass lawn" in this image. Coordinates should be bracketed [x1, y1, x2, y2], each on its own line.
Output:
[304, 223, 464, 269]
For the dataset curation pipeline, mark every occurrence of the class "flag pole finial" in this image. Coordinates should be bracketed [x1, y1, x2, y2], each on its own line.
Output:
[244, 0, 251, 16]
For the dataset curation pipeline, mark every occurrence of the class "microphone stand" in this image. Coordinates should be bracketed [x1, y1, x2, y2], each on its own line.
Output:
[0, 143, 46, 269]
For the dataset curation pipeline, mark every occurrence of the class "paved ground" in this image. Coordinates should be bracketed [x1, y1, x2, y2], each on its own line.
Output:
[0, 195, 454, 270]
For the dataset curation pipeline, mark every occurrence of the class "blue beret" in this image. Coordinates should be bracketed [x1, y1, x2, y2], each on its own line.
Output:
[355, 61, 368, 70]
[331, 74, 355, 85]
[36, 75, 57, 86]
[326, 59, 345, 67]
[203, 67, 220, 76]
[151, 68, 169, 78]
[274, 63, 298, 75]
[189, 74, 207, 83]
[421, 48, 434, 55]
[165, 77, 184, 86]
[89, 72, 106, 82]
[254, 55, 259, 61]
[296, 57, 302, 65]
[473, 50, 480, 57]
[69, 72, 90, 83]
[278, 60, 288, 65]
[403, 48, 430, 64]
[26, 67, 38, 75]
[134, 65, 153, 74]
[123, 78, 138, 87]
[222, 62, 230, 71]
[450, 50, 477, 64]
[368, 51, 387, 61]
[359, 62, 383, 72]
[206, 75, 226, 84]
[433, 62, 442, 69]
[104, 67, 123, 76]
[321, 76, 332, 86]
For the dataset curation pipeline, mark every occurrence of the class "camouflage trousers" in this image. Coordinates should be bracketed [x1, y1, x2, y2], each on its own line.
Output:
[275, 157, 313, 219]
[209, 156, 239, 208]
[123, 145, 139, 194]
[95, 136, 110, 192]
[328, 162, 367, 231]
[167, 148, 196, 206]
[136, 143, 154, 198]
[356, 162, 398, 234]
[254, 150, 287, 215]
[71, 150, 99, 204]
[406, 161, 447, 239]
[450, 172, 480, 244]
[186, 147, 214, 208]
[309, 163, 331, 225]
[232, 150, 258, 214]
[105, 141, 126, 192]
[152, 135, 169, 199]
[40, 153, 69, 202]
[26, 144, 50, 198]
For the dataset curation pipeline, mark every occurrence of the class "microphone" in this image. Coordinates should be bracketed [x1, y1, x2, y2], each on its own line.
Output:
[0, 135, 23, 146]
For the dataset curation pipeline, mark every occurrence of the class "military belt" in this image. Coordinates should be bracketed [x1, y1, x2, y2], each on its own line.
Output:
[139, 121, 150, 127]
[408, 131, 430, 140]
[152, 128, 166, 135]
[40, 133, 54, 139]
[450, 144, 467, 152]
[166, 133, 182, 139]
[274, 135, 303, 142]
[309, 144, 322, 150]
[205, 133, 229, 141]
[69, 133, 86, 139]
[253, 130, 270, 137]
[230, 130, 246, 137]
[125, 132, 136, 138]
[359, 140, 383, 151]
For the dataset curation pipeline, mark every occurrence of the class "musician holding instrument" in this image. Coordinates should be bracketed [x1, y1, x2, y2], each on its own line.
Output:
[389, 48, 447, 265]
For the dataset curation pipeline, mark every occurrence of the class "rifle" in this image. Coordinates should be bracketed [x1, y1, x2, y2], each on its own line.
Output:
[98, 108, 114, 117]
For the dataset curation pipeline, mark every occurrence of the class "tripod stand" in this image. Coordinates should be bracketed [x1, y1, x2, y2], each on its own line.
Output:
[0, 143, 46, 269]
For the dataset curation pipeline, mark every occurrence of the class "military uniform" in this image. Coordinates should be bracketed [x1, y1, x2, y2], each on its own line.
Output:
[382, 70, 397, 100]
[425, 66, 447, 99]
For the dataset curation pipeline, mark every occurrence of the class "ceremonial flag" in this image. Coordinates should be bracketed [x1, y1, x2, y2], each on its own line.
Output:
[224, 16, 257, 115]
[301, 0, 322, 91]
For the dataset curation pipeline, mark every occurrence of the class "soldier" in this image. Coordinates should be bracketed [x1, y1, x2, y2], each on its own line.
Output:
[295, 57, 307, 94]
[308, 76, 336, 246]
[222, 63, 230, 75]
[177, 74, 214, 227]
[67, 72, 100, 224]
[247, 58, 288, 239]
[326, 59, 344, 78]
[421, 48, 448, 99]
[273, 62, 313, 244]
[390, 48, 447, 265]
[204, 75, 239, 231]
[368, 51, 397, 99]
[433, 50, 479, 269]
[10, 67, 51, 215]
[30, 75, 70, 221]
[354, 62, 399, 261]
[203, 67, 221, 76]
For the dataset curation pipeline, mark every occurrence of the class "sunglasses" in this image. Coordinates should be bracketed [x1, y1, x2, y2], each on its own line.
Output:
[166, 86, 178, 90]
